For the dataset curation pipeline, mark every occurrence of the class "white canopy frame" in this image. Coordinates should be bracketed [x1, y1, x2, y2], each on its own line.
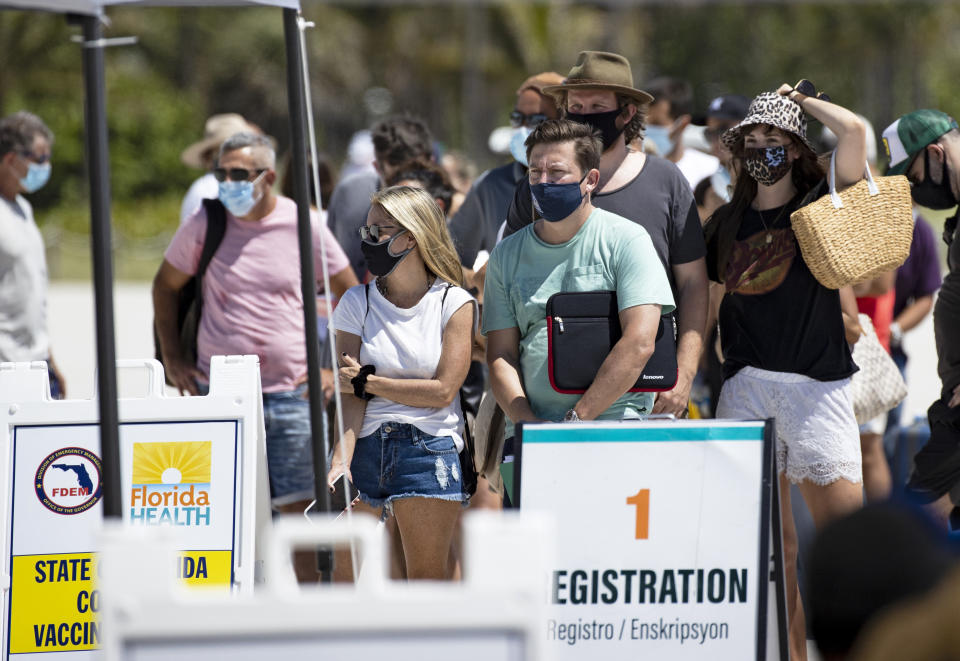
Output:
[0, 1, 297, 14]
[0, 0, 339, 578]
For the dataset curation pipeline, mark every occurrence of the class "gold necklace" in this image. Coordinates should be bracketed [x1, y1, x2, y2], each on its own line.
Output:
[756, 202, 790, 245]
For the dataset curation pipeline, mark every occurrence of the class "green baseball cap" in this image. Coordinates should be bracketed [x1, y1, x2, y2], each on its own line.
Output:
[882, 109, 959, 175]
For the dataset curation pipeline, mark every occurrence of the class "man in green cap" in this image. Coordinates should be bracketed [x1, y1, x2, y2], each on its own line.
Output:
[882, 110, 960, 530]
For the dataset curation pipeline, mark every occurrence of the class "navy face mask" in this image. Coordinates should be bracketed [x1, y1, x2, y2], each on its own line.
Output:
[566, 108, 624, 150]
[531, 174, 588, 222]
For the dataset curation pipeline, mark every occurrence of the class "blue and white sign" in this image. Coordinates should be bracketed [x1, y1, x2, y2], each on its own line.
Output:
[517, 420, 782, 661]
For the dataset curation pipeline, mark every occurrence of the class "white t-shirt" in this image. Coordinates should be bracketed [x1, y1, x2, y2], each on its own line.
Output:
[675, 148, 720, 191]
[0, 195, 49, 362]
[332, 279, 477, 450]
[179, 173, 219, 224]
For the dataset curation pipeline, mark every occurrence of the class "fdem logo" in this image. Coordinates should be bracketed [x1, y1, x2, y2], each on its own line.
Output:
[129, 441, 212, 526]
[34, 447, 102, 515]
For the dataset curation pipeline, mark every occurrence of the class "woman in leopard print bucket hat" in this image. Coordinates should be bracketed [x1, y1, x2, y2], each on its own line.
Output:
[704, 84, 867, 661]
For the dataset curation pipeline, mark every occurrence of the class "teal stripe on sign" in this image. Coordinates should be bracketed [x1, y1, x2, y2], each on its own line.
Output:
[522, 425, 765, 443]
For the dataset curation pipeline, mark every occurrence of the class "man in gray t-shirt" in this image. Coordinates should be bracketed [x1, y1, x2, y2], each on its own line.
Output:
[448, 71, 564, 270]
[0, 111, 65, 398]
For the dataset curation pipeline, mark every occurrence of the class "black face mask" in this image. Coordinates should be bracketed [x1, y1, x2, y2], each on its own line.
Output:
[911, 151, 957, 210]
[565, 108, 624, 150]
[360, 230, 413, 277]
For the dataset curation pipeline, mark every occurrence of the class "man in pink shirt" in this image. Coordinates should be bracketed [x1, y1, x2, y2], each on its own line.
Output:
[153, 132, 357, 523]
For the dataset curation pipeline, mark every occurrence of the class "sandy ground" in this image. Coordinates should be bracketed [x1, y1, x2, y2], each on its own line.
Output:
[48, 280, 943, 415]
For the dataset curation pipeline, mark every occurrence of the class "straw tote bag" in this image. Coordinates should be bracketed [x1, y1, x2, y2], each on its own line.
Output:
[790, 151, 914, 289]
[850, 314, 908, 425]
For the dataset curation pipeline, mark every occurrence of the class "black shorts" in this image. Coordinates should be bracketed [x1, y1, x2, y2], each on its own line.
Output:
[906, 398, 960, 505]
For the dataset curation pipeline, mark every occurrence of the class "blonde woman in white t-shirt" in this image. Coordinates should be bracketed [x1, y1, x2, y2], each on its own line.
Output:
[330, 185, 476, 580]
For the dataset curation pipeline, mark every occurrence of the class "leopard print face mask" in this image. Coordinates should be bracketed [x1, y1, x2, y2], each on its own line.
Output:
[744, 146, 792, 186]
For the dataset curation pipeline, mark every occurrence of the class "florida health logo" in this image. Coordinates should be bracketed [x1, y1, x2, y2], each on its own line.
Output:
[130, 441, 212, 526]
[34, 447, 102, 515]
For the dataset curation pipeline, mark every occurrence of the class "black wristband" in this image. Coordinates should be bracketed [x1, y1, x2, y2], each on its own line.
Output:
[351, 365, 376, 401]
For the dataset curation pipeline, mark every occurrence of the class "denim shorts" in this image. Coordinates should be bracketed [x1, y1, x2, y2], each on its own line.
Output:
[350, 422, 468, 512]
[262, 383, 316, 506]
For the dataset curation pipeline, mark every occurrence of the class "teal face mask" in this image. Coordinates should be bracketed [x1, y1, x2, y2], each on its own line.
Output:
[19, 162, 51, 193]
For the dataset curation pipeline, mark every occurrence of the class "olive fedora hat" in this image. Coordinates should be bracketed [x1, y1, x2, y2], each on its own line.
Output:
[541, 51, 654, 107]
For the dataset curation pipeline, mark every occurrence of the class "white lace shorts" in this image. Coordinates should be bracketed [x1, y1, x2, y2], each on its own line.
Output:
[717, 366, 863, 486]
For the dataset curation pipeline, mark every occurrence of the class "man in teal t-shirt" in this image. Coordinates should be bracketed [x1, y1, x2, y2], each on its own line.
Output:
[483, 119, 675, 440]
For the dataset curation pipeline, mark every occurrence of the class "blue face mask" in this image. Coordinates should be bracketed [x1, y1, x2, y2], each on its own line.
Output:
[710, 166, 732, 203]
[644, 125, 675, 157]
[509, 127, 533, 166]
[218, 171, 265, 217]
[531, 174, 588, 223]
[19, 161, 51, 194]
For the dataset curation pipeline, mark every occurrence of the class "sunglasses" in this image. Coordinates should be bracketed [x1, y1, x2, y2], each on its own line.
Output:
[792, 79, 831, 104]
[212, 167, 266, 182]
[510, 110, 548, 128]
[18, 151, 51, 164]
[359, 224, 402, 242]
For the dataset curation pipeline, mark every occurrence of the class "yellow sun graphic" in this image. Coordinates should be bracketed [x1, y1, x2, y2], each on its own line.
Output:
[131, 441, 211, 484]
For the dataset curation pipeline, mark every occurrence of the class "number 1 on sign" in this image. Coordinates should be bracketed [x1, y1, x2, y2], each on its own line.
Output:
[626, 489, 650, 539]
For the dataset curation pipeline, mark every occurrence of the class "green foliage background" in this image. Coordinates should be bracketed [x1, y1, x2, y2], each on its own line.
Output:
[1, 1, 958, 279]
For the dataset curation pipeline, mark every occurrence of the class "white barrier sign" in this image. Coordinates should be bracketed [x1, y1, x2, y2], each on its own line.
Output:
[517, 420, 777, 661]
[0, 358, 269, 661]
[7, 421, 239, 656]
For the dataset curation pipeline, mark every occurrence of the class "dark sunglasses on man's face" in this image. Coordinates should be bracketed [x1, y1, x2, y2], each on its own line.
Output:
[510, 110, 548, 129]
[359, 224, 401, 242]
[212, 167, 266, 182]
[18, 151, 51, 164]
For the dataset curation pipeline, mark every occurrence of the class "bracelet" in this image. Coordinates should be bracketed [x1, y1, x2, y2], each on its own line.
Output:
[351, 365, 376, 401]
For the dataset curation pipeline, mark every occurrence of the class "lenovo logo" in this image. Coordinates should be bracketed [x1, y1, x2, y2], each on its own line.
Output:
[642, 374, 664, 380]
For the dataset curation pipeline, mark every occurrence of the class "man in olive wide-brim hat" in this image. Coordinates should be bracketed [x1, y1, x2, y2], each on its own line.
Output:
[502, 50, 708, 420]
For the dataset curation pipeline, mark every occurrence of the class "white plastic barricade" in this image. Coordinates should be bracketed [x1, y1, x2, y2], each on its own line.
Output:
[516, 419, 787, 661]
[0, 357, 271, 660]
[98, 513, 548, 661]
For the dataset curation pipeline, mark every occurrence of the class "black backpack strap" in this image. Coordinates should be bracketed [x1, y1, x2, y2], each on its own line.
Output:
[196, 198, 228, 299]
